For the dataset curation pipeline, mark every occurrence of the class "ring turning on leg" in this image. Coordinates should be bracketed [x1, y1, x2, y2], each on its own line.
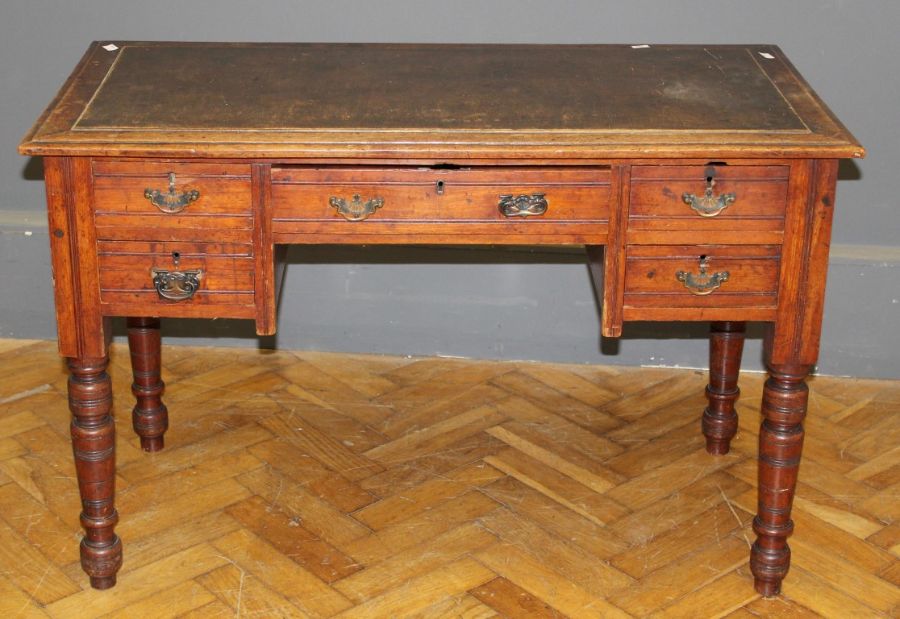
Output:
[68, 356, 123, 589]
[703, 321, 746, 455]
[750, 363, 810, 596]
[127, 317, 169, 451]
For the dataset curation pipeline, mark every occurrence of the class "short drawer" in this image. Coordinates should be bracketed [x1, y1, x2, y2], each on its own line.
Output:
[97, 240, 255, 318]
[627, 164, 789, 244]
[92, 161, 253, 242]
[271, 166, 610, 244]
[623, 244, 780, 317]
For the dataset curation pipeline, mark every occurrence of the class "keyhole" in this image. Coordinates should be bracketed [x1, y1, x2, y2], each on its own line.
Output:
[172, 251, 181, 266]
[698, 254, 709, 271]
[704, 164, 717, 191]
[436, 180, 445, 195]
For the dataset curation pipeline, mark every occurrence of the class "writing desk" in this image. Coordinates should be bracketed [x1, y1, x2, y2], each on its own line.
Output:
[19, 42, 863, 596]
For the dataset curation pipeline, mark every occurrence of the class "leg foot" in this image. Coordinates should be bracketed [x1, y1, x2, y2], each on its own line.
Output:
[754, 578, 781, 598]
[703, 321, 745, 455]
[90, 576, 117, 590]
[68, 356, 122, 588]
[750, 363, 809, 597]
[126, 317, 168, 452]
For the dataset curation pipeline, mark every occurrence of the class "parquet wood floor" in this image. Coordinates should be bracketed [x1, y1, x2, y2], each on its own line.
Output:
[0, 339, 897, 618]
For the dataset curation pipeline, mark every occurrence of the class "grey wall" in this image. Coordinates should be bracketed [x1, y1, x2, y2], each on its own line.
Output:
[2, 1, 898, 378]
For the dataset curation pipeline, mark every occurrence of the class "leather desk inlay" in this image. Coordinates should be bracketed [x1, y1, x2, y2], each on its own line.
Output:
[20, 42, 863, 596]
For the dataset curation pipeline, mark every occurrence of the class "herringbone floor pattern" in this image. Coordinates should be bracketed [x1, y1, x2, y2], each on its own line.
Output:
[0, 339, 897, 618]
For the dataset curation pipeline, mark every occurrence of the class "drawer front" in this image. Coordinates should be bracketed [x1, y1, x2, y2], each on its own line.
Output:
[97, 240, 255, 317]
[93, 161, 253, 242]
[271, 166, 610, 244]
[627, 165, 789, 243]
[624, 245, 780, 310]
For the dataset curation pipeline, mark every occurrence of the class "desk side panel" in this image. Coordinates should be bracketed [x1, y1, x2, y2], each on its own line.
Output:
[769, 159, 839, 366]
[601, 164, 630, 337]
[43, 157, 79, 356]
[252, 163, 277, 335]
[43, 157, 109, 358]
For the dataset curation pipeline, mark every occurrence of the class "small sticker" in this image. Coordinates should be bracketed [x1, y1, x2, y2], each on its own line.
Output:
[758, 52, 775, 59]
[631, 44, 651, 49]
[102, 43, 119, 52]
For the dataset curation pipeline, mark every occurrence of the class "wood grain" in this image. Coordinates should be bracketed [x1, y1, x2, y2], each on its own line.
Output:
[629, 164, 789, 226]
[269, 164, 610, 246]
[1, 341, 898, 617]
[92, 175, 252, 216]
[623, 244, 780, 315]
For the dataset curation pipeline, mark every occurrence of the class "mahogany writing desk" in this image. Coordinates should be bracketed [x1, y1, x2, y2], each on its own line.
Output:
[19, 42, 863, 596]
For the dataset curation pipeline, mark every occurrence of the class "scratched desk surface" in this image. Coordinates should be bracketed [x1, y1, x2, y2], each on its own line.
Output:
[20, 42, 862, 159]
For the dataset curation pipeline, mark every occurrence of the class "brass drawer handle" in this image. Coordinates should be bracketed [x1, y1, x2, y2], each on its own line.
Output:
[682, 176, 735, 217]
[676, 256, 729, 295]
[329, 194, 384, 221]
[151, 268, 202, 301]
[499, 193, 548, 217]
[144, 172, 200, 214]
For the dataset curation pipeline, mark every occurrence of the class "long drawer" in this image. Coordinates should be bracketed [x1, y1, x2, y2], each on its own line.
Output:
[271, 166, 611, 244]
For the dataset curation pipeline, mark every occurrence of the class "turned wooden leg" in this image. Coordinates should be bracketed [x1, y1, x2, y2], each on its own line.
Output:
[703, 321, 746, 455]
[127, 317, 168, 452]
[750, 363, 810, 596]
[68, 357, 122, 589]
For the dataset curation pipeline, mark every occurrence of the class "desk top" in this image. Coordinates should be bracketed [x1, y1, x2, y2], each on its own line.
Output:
[20, 42, 862, 160]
